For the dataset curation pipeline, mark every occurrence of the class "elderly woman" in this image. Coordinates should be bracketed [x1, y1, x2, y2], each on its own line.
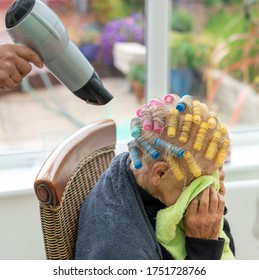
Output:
[75, 93, 235, 260]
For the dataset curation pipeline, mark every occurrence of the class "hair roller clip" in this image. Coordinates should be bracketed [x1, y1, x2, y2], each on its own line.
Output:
[215, 139, 230, 167]
[152, 102, 165, 133]
[205, 131, 221, 160]
[176, 93, 193, 113]
[153, 138, 184, 158]
[193, 122, 209, 151]
[167, 108, 178, 138]
[183, 151, 202, 177]
[167, 156, 184, 181]
[179, 114, 193, 144]
[208, 112, 218, 129]
[163, 94, 175, 105]
[130, 117, 142, 138]
[141, 106, 153, 131]
[128, 141, 142, 169]
[136, 138, 160, 160]
[192, 100, 202, 125]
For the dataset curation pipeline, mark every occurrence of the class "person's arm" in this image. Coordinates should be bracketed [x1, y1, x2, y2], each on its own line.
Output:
[184, 212, 235, 260]
[0, 44, 43, 91]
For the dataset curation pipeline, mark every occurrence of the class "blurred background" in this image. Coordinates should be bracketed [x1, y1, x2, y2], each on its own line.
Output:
[0, 0, 259, 260]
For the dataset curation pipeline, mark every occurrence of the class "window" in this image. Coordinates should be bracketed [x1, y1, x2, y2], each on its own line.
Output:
[1, 1, 258, 184]
[170, 0, 259, 130]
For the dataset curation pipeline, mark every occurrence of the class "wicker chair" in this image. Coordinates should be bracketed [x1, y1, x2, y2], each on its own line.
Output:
[34, 119, 116, 260]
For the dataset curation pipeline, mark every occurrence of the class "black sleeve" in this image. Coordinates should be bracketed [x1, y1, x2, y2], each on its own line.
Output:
[223, 216, 236, 256]
[185, 237, 225, 260]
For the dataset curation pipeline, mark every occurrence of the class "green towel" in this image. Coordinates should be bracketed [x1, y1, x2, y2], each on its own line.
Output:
[155, 170, 235, 260]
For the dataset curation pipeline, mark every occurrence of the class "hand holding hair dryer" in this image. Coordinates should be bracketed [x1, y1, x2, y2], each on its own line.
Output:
[5, 0, 113, 105]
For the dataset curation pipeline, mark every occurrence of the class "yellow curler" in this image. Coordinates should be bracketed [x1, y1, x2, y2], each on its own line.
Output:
[215, 139, 230, 167]
[208, 112, 218, 129]
[183, 151, 202, 177]
[193, 122, 209, 151]
[167, 156, 184, 181]
[219, 124, 227, 136]
[167, 108, 178, 138]
[179, 114, 193, 143]
[205, 131, 221, 160]
[192, 100, 202, 125]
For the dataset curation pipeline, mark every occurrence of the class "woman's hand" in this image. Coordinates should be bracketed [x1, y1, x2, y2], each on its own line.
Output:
[183, 186, 225, 240]
[0, 44, 43, 91]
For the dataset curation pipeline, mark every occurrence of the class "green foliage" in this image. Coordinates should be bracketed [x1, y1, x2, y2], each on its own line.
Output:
[128, 64, 146, 86]
[211, 32, 259, 85]
[170, 32, 213, 69]
[171, 9, 194, 32]
[203, 0, 222, 7]
[124, 0, 145, 13]
[204, 9, 246, 40]
[90, 0, 144, 25]
[203, 0, 242, 6]
[204, 2, 259, 85]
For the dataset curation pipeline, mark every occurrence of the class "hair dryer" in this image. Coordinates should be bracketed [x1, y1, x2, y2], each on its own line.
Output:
[5, 0, 113, 105]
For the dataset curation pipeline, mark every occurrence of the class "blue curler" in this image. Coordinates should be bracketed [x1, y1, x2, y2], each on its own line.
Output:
[176, 93, 192, 113]
[180, 93, 187, 98]
[128, 141, 142, 169]
[153, 138, 184, 158]
[136, 138, 160, 160]
[176, 103, 186, 113]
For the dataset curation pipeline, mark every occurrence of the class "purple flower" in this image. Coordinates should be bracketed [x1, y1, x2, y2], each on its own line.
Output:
[98, 13, 145, 65]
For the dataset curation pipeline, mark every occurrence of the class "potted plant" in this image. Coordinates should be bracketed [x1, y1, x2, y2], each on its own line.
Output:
[171, 9, 194, 33]
[170, 32, 211, 95]
[127, 63, 146, 102]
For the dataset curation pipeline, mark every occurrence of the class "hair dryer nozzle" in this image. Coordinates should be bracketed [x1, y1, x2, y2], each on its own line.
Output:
[73, 72, 113, 105]
[5, 0, 35, 28]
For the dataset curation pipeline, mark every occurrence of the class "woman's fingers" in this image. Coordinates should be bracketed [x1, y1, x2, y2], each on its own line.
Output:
[198, 186, 210, 215]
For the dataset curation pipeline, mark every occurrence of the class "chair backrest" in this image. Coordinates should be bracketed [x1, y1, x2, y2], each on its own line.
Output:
[34, 119, 116, 259]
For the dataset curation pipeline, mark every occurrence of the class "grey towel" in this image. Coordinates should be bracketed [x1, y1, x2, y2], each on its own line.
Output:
[75, 152, 163, 260]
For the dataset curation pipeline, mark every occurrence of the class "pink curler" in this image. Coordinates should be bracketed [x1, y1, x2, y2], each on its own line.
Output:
[164, 94, 175, 104]
[141, 105, 153, 131]
[152, 102, 165, 133]
[143, 120, 153, 131]
[155, 100, 164, 106]
[136, 108, 142, 118]
[136, 104, 148, 117]
[148, 99, 157, 107]
[154, 120, 163, 133]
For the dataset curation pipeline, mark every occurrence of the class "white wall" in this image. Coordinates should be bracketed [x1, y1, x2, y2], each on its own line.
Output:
[223, 130, 259, 259]
[0, 151, 45, 260]
[225, 180, 259, 260]
[0, 190, 45, 260]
